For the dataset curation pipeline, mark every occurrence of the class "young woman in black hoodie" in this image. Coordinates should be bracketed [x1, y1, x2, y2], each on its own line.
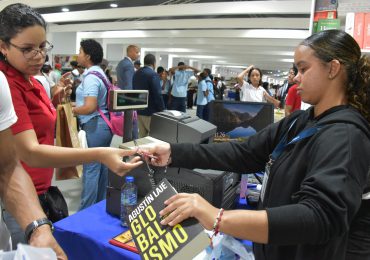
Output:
[145, 30, 370, 260]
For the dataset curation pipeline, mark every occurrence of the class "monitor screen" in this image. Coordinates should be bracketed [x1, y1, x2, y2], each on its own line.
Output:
[209, 100, 274, 142]
[109, 90, 148, 111]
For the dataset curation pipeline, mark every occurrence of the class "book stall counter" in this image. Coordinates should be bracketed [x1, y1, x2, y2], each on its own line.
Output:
[54, 200, 139, 260]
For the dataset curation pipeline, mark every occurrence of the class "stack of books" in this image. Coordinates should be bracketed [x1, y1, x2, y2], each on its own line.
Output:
[313, 0, 340, 33]
[345, 12, 370, 50]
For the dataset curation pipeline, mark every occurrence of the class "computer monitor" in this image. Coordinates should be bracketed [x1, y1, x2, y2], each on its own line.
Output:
[209, 100, 274, 142]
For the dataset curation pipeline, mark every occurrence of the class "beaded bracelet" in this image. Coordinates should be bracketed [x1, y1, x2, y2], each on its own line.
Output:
[210, 208, 224, 248]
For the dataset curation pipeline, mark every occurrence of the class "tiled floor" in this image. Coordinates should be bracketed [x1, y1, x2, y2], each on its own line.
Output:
[55, 108, 197, 215]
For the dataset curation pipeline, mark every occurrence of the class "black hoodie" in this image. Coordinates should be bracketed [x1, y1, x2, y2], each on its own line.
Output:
[171, 105, 370, 260]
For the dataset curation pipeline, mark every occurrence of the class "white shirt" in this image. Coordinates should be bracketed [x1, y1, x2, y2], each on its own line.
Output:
[0, 71, 17, 131]
[34, 75, 52, 99]
[240, 80, 267, 102]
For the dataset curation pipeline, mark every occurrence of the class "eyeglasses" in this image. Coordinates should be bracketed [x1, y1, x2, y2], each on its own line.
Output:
[8, 41, 53, 60]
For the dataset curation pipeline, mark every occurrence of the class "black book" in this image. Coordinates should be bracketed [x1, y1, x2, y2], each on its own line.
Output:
[126, 178, 209, 259]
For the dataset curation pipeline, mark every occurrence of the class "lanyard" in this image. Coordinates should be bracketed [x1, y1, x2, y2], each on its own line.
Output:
[261, 119, 322, 203]
[271, 119, 322, 162]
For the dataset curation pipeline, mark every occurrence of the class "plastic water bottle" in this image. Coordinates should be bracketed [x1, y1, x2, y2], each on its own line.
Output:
[120, 176, 137, 227]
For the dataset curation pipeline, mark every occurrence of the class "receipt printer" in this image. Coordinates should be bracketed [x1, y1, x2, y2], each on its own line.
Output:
[149, 110, 216, 144]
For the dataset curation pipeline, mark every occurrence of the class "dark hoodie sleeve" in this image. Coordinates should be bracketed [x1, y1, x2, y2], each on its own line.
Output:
[169, 121, 281, 173]
[267, 123, 370, 244]
[169, 111, 303, 173]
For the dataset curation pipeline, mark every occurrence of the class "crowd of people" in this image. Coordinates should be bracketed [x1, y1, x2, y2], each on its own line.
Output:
[0, 2, 369, 260]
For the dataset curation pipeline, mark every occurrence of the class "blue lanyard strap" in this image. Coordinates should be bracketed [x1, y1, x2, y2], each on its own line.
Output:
[271, 119, 322, 161]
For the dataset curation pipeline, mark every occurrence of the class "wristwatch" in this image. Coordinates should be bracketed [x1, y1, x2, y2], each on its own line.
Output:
[25, 218, 54, 243]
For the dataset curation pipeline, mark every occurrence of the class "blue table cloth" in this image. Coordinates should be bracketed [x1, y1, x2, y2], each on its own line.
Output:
[54, 200, 140, 260]
[54, 199, 252, 260]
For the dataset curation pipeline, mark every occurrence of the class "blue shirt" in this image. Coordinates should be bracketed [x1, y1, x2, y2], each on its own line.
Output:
[205, 76, 215, 102]
[75, 66, 108, 124]
[171, 70, 194, 98]
[196, 80, 208, 105]
[160, 79, 171, 95]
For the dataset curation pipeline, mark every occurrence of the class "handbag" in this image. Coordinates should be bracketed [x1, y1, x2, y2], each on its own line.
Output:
[38, 186, 69, 223]
[55, 102, 83, 180]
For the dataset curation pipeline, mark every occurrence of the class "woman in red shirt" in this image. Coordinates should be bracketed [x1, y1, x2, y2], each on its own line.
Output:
[0, 3, 142, 248]
[285, 66, 302, 116]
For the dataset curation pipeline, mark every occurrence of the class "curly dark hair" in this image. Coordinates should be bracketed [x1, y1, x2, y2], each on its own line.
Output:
[0, 3, 46, 60]
[80, 39, 103, 65]
[301, 30, 370, 124]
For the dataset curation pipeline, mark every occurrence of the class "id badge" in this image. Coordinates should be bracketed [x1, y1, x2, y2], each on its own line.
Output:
[260, 159, 273, 202]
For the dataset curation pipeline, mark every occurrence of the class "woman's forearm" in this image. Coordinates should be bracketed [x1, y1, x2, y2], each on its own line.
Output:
[19, 144, 105, 168]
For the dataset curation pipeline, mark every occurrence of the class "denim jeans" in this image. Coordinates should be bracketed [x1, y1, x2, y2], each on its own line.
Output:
[169, 96, 186, 112]
[196, 105, 206, 119]
[79, 115, 113, 211]
[204, 102, 211, 121]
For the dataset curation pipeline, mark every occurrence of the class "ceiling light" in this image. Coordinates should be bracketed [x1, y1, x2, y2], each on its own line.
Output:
[61, 8, 69, 12]
[110, 3, 118, 8]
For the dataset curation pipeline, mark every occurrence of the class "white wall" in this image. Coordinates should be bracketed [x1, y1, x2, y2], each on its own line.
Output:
[106, 44, 124, 62]
[49, 32, 77, 55]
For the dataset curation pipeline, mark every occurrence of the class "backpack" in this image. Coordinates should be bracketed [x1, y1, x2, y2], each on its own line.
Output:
[205, 79, 216, 99]
[86, 71, 136, 137]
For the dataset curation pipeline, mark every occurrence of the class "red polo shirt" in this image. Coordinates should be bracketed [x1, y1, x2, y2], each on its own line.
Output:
[285, 84, 301, 113]
[0, 61, 55, 195]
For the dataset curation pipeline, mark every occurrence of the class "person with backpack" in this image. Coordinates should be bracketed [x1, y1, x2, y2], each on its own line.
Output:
[73, 39, 114, 210]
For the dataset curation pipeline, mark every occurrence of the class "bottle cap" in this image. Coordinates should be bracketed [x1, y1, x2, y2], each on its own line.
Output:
[125, 176, 134, 183]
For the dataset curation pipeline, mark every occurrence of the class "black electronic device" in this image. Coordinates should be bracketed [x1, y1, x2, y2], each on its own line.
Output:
[209, 100, 274, 142]
[109, 89, 148, 111]
[149, 110, 217, 144]
[154, 168, 240, 209]
[106, 165, 240, 216]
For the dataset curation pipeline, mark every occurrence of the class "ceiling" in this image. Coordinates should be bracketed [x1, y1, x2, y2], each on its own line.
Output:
[0, 0, 314, 80]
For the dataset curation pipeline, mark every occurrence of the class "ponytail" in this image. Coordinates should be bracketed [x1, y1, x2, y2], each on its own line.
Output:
[348, 55, 370, 124]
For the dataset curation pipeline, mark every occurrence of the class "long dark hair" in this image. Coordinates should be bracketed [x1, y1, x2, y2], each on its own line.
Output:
[247, 67, 263, 86]
[0, 3, 46, 60]
[301, 30, 370, 123]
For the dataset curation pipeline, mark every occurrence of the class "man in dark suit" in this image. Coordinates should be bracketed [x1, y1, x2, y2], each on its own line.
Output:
[116, 44, 140, 139]
[133, 54, 165, 138]
[116, 45, 140, 90]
